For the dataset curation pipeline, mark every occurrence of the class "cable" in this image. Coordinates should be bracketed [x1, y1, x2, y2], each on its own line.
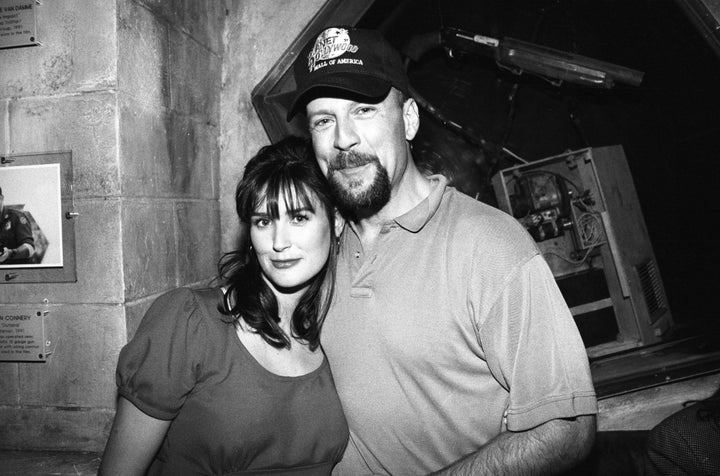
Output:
[544, 244, 598, 266]
[576, 211, 604, 248]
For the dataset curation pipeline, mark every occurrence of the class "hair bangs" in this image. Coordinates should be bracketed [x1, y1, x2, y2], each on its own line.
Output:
[256, 172, 318, 220]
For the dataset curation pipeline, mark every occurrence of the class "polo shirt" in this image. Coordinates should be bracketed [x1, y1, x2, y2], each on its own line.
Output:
[322, 175, 597, 475]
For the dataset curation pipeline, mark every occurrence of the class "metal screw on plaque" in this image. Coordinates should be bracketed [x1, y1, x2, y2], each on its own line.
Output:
[5, 273, 18, 281]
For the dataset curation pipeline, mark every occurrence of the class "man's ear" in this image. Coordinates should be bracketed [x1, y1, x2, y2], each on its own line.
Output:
[403, 97, 420, 141]
[333, 208, 346, 237]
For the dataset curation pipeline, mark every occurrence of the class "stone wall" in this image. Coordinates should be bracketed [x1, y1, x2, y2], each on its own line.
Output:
[219, 0, 326, 253]
[0, 0, 223, 452]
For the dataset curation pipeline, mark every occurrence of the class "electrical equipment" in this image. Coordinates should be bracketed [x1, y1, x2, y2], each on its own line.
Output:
[492, 146, 673, 357]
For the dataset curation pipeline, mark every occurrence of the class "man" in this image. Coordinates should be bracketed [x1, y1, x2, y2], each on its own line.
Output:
[288, 26, 597, 475]
[0, 186, 35, 264]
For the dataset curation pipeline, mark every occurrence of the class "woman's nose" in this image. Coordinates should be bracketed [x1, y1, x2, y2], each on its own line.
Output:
[272, 223, 291, 252]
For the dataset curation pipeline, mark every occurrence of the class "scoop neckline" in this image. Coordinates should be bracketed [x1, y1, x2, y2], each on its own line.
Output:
[232, 325, 328, 381]
[218, 288, 328, 381]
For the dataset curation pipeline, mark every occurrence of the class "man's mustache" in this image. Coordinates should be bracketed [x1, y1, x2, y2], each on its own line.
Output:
[328, 151, 378, 172]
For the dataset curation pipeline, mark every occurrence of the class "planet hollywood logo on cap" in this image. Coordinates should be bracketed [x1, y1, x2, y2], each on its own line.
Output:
[307, 27, 361, 73]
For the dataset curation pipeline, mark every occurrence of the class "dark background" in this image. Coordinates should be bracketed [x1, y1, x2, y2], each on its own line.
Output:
[358, 0, 720, 336]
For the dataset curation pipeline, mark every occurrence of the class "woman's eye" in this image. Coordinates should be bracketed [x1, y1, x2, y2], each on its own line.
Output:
[253, 218, 270, 228]
[291, 213, 310, 224]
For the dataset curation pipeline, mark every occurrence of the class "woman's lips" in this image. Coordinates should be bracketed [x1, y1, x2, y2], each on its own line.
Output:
[271, 259, 300, 269]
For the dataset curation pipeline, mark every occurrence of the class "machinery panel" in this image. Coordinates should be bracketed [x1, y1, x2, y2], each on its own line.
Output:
[492, 146, 673, 357]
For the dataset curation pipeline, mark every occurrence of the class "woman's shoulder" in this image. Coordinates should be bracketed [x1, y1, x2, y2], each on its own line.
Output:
[152, 286, 223, 312]
[117, 286, 227, 419]
[135, 287, 226, 338]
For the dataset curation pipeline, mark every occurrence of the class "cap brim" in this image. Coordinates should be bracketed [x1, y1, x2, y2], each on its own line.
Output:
[286, 73, 392, 121]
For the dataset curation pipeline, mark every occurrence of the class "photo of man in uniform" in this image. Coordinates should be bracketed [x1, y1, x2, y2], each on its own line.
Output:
[0, 185, 35, 265]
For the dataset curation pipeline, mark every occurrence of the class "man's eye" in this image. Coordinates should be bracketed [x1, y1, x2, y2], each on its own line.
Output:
[355, 106, 375, 116]
[311, 118, 332, 130]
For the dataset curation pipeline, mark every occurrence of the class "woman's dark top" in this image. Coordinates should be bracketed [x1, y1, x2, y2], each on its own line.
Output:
[116, 287, 349, 475]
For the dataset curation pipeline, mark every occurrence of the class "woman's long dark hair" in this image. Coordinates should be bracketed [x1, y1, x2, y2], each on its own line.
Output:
[218, 136, 339, 351]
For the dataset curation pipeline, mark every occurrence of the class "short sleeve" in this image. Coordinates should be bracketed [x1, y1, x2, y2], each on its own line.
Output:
[116, 288, 208, 420]
[482, 255, 598, 431]
[15, 212, 34, 246]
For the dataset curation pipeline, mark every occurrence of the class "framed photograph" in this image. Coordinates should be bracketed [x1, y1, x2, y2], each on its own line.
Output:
[1, 163, 63, 268]
[0, 151, 76, 283]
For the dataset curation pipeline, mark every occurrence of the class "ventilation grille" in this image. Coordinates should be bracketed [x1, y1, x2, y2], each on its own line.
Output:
[635, 259, 666, 322]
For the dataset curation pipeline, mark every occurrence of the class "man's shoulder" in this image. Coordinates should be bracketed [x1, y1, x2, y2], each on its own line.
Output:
[437, 187, 538, 255]
[3, 207, 29, 220]
[441, 187, 527, 231]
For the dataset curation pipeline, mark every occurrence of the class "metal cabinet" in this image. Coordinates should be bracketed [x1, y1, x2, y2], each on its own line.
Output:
[492, 145, 673, 357]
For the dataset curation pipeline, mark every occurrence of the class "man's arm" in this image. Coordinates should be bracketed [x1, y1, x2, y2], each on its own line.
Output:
[0, 243, 34, 262]
[432, 414, 596, 476]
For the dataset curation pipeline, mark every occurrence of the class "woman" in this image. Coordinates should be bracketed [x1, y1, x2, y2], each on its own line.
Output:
[99, 136, 348, 475]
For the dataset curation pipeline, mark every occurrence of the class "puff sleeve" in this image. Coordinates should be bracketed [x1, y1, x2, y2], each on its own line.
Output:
[116, 288, 209, 420]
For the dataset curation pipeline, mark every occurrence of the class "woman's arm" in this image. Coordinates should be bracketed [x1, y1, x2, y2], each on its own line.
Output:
[98, 396, 171, 476]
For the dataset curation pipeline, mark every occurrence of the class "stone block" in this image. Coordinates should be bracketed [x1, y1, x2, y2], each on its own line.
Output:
[184, 0, 225, 53]
[0, 405, 114, 452]
[118, 94, 170, 197]
[122, 199, 176, 300]
[8, 93, 120, 198]
[0, 198, 124, 305]
[17, 304, 126, 408]
[118, 0, 169, 110]
[167, 27, 221, 119]
[0, 363, 19, 404]
[124, 294, 157, 341]
[176, 200, 220, 286]
[71, 199, 124, 302]
[0, 450, 101, 475]
[161, 112, 219, 198]
[133, 0, 225, 53]
[229, 0, 326, 86]
[0, 0, 117, 98]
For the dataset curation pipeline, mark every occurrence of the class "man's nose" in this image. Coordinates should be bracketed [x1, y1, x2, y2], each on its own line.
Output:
[333, 117, 360, 151]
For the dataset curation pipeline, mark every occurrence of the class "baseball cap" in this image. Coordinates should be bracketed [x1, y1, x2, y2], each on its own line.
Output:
[287, 26, 410, 120]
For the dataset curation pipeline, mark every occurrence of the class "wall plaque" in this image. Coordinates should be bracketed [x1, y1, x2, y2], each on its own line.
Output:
[0, 0, 37, 49]
[0, 307, 50, 361]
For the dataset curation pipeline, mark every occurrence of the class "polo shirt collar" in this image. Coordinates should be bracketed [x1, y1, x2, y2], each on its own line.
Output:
[394, 174, 447, 232]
